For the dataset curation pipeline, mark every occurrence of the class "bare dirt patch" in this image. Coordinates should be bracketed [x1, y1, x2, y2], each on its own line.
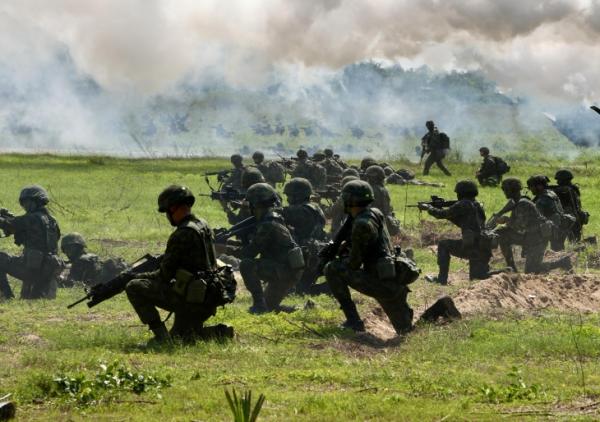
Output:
[453, 273, 600, 316]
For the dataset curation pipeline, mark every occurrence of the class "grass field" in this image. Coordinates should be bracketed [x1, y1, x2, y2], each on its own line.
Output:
[1, 153, 600, 421]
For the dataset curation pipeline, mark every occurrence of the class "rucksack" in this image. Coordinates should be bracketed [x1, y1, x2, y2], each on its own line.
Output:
[266, 161, 286, 184]
[439, 132, 450, 149]
[494, 157, 511, 175]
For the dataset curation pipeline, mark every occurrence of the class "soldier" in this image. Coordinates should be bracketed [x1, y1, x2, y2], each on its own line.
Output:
[418, 181, 492, 285]
[223, 154, 246, 190]
[224, 167, 265, 226]
[313, 150, 343, 183]
[360, 157, 378, 173]
[324, 180, 414, 333]
[125, 186, 232, 344]
[282, 178, 328, 295]
[421, 120, 451, 176]
[292, 149, 327, 189]
[476, 147, 509, 187]
[365, 165, 401, 236]
[495, 178, 571, 273]
[342, 167, 360, 179]
[60, 233, 127, 287]
[527, 175, 574, 251]
[553, 169, 588, 242]
[0, 185, 62, 299]
[239, 183, 305, 314]
[251, 151, 285, 187]
[325, 148, 348, 169]
[330, 175, 360, 234]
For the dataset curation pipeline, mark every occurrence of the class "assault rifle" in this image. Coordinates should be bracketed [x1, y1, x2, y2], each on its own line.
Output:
[317, 216, 353, 275]
[204, 169, 231, 182]
[313, 186, 341, 202]
[276, 154, 298, 170]
[408, 195, 457, 209]
[0, 208, 15, 237]
[591, 105, 600, 116]
[67, 254, 162, 309]
[199, 186, 245, 204]
[214, 216, 257, 245]
[485, 199, 516, 229]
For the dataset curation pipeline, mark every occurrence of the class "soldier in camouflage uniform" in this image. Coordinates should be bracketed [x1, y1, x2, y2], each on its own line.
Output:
[476, 147, 506, 187]
[223, 154, 246, 190]
[419, 181, 492, 285]
[554, 169, 588, 242]
[251, 151, 285, 187]
[365, 165, 401, 236]
[224, 167, 265, 226]
[292, 149, 327, 189]
[125, 186, 232, 344]
[422, 120, 452, 176]
[342, 167, 360, 179]
[495, 178, 572, 273]
[324, 180, 414, 333]
[60, 233, 127, 287]
[527, 175, 574, 251]
[0, 186, 62, 300]
[325, 148, 348, 169]
[330, 175, 360, 234]
[239, 183, 305, 314]
[282, 178, 329, 295]
[313, 150, 343, 184]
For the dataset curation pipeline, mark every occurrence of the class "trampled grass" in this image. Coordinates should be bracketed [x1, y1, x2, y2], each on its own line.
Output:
[1, 153, 600, 421]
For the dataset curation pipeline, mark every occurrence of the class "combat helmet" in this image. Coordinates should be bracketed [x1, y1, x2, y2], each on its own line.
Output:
[284, 177, 313, 203]
[61, 232, 87, 251]
[501, 177, 522, 193]
[526, 175, 550, 188]
[242, 168, 265, 189]
[19, 185, 49, 206]
[454, 180, 478, 198]
[324, 148, 334, 158]
[342, 180, 374, 207]
[252, 151, 265, 162]
[296, 149, 308, 160]
[383, 166, 394, 177]
[157, 185, 195, 212]
[341, 175, 359, 187]
[479, 147, 490, 155]
[230, 154, 243, 165]
[312, 150, 326, 161]
[246, 183, 279, 208]
[555, 169, 574, 183]
[365, 165, 386, 183]
[360, 156, 377, 171]
[342, 168, 360, 178]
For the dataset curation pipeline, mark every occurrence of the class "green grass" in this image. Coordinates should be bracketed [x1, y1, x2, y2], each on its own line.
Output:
[1, 153, 600, 421]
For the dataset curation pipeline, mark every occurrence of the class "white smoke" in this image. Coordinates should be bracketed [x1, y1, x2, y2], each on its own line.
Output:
[1, 0, 599, 154]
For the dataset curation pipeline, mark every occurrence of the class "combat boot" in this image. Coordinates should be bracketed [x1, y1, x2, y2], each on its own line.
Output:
[249, 296, 268, 314]
[148, 321, 172, 346]
[339, 300, 365, 332]
[425, 275, 447, 285]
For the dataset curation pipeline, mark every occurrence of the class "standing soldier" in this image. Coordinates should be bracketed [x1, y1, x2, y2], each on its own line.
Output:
[125, 186, 233, 344]
[494, 178, 572, 273]
[324, 181, 415, 334]
[553, 169, 588, 242]
[0, 185, 62, 299]
[421, 120, 452, 176]
[476, 147, 510, 187]
[223, 154, 246, 191]
[527, 175, 575, 251]
[282, 178, 328, 295]
[418, 181, 492, 285]
[239, 183, 305, 314]
[364, 165, 401, 236]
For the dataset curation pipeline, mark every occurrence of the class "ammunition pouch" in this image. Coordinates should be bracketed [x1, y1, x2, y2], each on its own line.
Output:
[173, 269, 207, 304]
[287, 246, 306, 270]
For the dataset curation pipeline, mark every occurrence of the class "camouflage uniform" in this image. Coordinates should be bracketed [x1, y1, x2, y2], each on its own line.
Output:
[497, 196, 569, 273]
[325, 207, 413, 334]
[423, 198, 491, 284]
[0, 186, 62, 299]
[330, 175, 359, 234]
[532, 189, 569, 251]
[292, 159, 327, 190]
[422, 122, 451, 176]
[61, 233, 102, 287]
[366, 166, 401, 236]
[240, 210, 303, 312]
[554, 170, 587, 241]
[477, 155, 501, 186]
[223, 154, 246, 191]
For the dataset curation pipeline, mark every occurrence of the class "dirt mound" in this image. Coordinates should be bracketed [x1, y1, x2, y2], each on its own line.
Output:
[453, 273, 600, 316]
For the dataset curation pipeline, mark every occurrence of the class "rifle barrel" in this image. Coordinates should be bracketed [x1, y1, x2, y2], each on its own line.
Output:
[67, 294, 90, 309]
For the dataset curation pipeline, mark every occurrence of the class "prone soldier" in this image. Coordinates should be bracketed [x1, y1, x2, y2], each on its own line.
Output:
[125, 186, 234, 344]
[239, 183, 305, 314]
[421, 120, 451, 176]
[494, 178, 572, 273]
[0, 186, 62, 299]
[418, 181, 493, 285]
[324, 181, 418, 334]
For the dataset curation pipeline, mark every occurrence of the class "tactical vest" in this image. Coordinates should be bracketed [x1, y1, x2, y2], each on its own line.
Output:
[178, 216, 217, 272]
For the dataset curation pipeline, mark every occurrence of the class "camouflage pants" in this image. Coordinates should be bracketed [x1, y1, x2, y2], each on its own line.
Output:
[477, 174, 500, 187]
[497, 227, 564, 273]
[0, 252, 58, 299]
[325, 259, 413, 334]
[423, 150, 451, 176]
[125, 276, 217, 337]
[437, 239, 491, 283]
[239, 258, 302, 310]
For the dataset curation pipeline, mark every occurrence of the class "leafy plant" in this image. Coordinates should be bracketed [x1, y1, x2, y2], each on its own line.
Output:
[224, 388, 266, 422]
[478, 367, 544, 404]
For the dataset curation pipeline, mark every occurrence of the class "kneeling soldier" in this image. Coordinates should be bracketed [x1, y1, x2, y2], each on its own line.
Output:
[125, 185, 233, 345]
[324, 180, 415, 334]
[239, 183, 305, 313]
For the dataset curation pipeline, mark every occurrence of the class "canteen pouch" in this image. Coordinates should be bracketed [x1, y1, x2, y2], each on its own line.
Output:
[376, 256, 397, 280]
[186, 278, 207, 304]
[288, 246, 306, 270]
[173, 269, 194, 296]
[24, 249, 44, 270]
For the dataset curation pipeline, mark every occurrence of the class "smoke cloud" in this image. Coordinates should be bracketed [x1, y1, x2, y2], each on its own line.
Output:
[1, 0, 599, 155]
